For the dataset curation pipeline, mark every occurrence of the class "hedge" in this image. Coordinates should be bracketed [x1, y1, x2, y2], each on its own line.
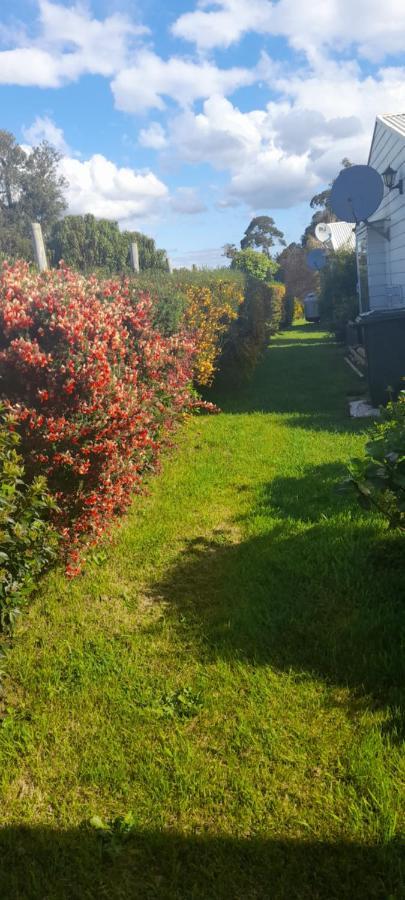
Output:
[0, 410, 58, 631]
[0, 261, 195, 574]
[0, 261, 287, 589]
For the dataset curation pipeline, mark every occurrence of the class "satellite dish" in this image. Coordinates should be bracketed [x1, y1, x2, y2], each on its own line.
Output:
[315, 223, 332, 243]
[330, 165, 383, 224]
[307, 249, 327, 271]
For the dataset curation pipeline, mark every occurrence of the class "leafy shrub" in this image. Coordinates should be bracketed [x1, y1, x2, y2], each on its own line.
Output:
[268, 281, 287, 333]
[181, 280, 241, 386]
[135, 268, 245, 337]
[294, 298, 305, 320]
[282, 296, 305, 327]
[135, 268, 287, 384]
[0, 261, 194, 572]
[319, 250, 358, 339]
[134, 270, 245, 384]
[132, 271, 187, 335]
[220, 277, 286, 378]
[344, 392, 405, 529]
[230, 248, 278, 281]
[0, 410, 57, 631]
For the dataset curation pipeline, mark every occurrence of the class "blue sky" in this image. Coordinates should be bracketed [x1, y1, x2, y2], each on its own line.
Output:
[2, 0, 405, 266]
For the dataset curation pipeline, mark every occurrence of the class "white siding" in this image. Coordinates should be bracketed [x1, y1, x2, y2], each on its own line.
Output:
[365, 116, 405, 308]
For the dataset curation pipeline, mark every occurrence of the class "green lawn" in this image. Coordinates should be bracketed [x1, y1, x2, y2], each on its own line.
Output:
[0, 325, 404, 899]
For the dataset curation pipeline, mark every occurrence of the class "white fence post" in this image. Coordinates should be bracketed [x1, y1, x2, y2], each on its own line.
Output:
[31, 222, 48, 271]
[130, 242, 140, 273]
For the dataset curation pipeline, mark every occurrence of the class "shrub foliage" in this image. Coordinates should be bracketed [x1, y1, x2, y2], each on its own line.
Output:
[0, 258, 288, 587]
[0, 410, 57, 631]
[344, 392, 405, 529]
[319, 250, 358, 339]
[0, 261, 194, 572]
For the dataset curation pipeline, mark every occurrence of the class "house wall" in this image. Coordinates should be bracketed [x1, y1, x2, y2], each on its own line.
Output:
[366, 118, 405, 309]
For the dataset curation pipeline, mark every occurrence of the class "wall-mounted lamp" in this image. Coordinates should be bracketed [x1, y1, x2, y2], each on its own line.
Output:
[382, 165, 403, 194]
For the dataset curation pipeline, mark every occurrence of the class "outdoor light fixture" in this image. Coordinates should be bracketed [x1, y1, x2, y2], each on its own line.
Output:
[382, 165, 403, 194]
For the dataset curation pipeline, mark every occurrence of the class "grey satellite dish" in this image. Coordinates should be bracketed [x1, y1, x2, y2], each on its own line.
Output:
[330, 165, 383, 224]
[307, 249, 327, 271]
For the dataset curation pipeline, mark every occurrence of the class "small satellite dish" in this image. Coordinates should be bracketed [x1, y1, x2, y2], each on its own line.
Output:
[330, 165, 383, 224]
[315, 223, 331, 243]
[307, 249, 327, 271]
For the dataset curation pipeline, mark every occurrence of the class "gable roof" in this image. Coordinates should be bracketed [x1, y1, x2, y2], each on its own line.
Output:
[378, 114, 405, 137]
[368, 114, 405, 164]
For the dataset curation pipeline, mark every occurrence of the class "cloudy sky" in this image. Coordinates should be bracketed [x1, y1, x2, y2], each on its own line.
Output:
[1, 0, 405, 266]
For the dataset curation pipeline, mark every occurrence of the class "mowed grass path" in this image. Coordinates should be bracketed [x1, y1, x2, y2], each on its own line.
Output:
[0, 325, 404, 899]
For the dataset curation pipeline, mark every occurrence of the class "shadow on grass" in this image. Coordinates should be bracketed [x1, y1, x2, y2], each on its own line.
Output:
[211, 343, 364, 431]
[0, 825, 403, 899]
[151, 466, 405, 736]
[256, 461, 353, 523]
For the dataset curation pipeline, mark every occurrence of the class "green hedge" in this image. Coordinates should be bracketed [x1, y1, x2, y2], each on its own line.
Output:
[0, 412, 58, 631]
[319, 250, 358, 339]
[218, 278, 286, 379]
[134, 269, 245, 335]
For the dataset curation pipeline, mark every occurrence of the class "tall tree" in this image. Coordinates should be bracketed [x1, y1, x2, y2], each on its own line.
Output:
[48, 214, 169, 274]
[20, 141, 67, 229]
[241, 216, 286, 256]
[222, 242, 238, 260]
[277, 242, 318, 299]
[0, 129, 67, 261]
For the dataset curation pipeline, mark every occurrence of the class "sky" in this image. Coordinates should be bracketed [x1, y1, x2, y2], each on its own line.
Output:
[2, 1, 405, 267]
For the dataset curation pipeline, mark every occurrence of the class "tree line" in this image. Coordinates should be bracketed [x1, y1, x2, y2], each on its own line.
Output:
[1, 126, 355, 314]
[0, 129, 169, 273]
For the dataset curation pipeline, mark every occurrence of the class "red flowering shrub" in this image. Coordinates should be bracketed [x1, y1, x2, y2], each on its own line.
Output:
[0, 261, 194, 572]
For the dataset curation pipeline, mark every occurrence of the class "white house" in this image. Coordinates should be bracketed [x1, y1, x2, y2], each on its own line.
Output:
[354, 114, 405, 404]
[357, 114, 405, 313]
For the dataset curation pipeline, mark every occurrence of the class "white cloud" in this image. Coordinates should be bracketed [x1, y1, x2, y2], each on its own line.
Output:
[172, 0, 271, 51]
[139, 122, 168, 150]
[22, 115, 70, 154]
[169, 96, 265, 169]
[0, 0, 145, 87]
[60, 153, 169, 223]
[164, 95, 353, 209]
[162, 48, 405, 210]
[173, 0, 405, 61]
[170, 188, 207, 215]
[225, 148, 318, 209]
[111, 49, 256, 113]
[0, 47, 62, 87]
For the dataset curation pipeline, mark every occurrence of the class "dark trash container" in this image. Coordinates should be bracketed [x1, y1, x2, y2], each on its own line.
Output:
[357, 308, 405, 406]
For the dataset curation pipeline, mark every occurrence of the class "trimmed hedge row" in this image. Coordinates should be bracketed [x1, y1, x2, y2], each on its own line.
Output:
[0, 261, 287, 626]
[0, 261, 195, 579]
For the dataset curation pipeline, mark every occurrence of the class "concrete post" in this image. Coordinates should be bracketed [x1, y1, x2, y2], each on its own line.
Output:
[31, 222, 48, 271]
[168, 257, 173, 274]
[130, 242, 140, 273]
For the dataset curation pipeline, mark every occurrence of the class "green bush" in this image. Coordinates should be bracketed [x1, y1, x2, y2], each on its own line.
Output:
[230, 249, 278, 281]
[219, 278, 286, 379]
[344, 392, 405, 529]
[132, 268, 286, 381]
[0, 413, 58, 631]
[319, 250, 358, 339]
[134, 269, 245, 335]
[134, 271, 188, 334]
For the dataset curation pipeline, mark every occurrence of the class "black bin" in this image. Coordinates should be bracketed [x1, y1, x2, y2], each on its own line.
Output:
[357, 309, 405, 406]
